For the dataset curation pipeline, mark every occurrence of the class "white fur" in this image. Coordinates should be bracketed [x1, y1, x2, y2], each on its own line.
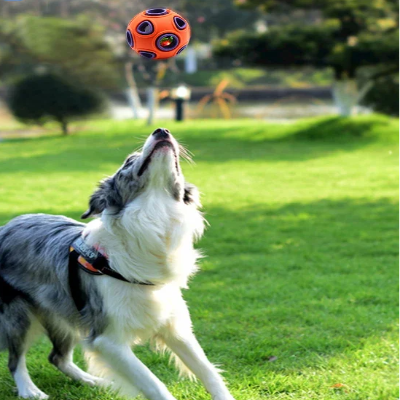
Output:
[14, 356, 49, 399]
[13, 318, 49, 399]
[55, 349, 103, 386]
[80, 135, 234, 400]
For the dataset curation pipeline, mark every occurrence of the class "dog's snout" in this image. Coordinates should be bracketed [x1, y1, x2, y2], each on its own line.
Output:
[152, 128, 170, 140]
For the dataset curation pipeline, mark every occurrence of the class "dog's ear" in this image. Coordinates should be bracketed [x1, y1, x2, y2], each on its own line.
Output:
[183, 182, 201, 208]
[81, 176, 121, 219]
[81, 187, 107, 219]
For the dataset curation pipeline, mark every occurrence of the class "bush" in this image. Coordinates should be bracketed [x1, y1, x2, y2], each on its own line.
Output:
[8, 73, 103, 135]
[362, 74, 399, 117]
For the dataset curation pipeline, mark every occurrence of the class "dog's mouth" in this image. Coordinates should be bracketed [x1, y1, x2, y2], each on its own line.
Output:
[138, 140, 178, 177]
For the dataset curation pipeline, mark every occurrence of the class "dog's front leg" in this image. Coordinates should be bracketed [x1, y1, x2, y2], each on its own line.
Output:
[90, 336, 177, 400]
[162, 332, 235, 400]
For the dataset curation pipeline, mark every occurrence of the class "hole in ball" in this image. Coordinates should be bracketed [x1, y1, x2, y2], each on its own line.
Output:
[174, 17, 187, 30]
[156, 33, 179, 51]
[137, 21, 154, 35]
[139, 51, 156, 59]
[145, 8, 168, 16]
[126, 30, 133, 47]
[177, 45, 187, 55]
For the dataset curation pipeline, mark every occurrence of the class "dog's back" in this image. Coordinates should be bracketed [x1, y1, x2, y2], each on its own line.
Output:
[0, 214, 84, 301]
[0, 214, 109, 398]
[0, 215, 83, 362]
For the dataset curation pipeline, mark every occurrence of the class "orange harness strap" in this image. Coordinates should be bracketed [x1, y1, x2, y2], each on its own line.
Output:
[68, 237, 154, 312]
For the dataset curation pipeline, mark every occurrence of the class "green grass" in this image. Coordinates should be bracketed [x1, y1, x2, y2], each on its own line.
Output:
[0, 115, 398, 400]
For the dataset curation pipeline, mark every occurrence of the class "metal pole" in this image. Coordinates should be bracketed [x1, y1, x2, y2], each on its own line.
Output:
[175, 98, 184, 121]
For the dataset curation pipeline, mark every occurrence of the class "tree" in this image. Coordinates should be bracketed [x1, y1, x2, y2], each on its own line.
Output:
[170, 0, 260, 42]
[8, 73, 103, 135]
[214, 0, 399, 115]
[0, 16, 119, 91]
[361, 73, 399, 116]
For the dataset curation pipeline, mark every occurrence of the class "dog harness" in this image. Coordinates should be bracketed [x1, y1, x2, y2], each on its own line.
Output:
[68, 236, 154, 311]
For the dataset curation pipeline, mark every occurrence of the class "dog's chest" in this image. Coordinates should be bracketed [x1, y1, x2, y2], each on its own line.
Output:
[100, 280, 180, 343]
[114, 198, 196, 281]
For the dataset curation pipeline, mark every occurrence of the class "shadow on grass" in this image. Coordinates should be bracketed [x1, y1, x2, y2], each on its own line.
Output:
[182, 116, 398, 164]
[288, 116, 395, 141]
[0, 117, 398, 175]
[186, 198, 398, 383]
[0, 197, 397, 393]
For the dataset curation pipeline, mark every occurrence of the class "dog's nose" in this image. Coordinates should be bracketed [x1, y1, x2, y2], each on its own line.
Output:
[152, 128, 170, 140]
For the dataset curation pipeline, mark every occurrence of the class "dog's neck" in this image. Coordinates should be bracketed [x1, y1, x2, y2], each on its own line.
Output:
[83, 188, 203, 288]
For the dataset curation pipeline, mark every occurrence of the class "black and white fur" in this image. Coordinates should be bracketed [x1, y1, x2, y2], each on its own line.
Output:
[0, 128, 235, 400]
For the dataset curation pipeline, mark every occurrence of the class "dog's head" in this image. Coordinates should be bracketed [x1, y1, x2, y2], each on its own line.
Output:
[82, 128, 200, 219]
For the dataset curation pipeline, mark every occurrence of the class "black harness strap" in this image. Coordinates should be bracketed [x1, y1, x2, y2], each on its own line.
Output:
[90, 254, 130, 282]
[68, 248, 87, 312]
[68, 236, 154, 312]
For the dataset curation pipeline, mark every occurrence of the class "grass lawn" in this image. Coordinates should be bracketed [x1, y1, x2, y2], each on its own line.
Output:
[0, 115, 398, 400]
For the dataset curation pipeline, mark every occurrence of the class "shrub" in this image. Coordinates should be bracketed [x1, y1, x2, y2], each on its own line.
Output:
[8, 73, 103, 135]
[362, 74, 399, 117]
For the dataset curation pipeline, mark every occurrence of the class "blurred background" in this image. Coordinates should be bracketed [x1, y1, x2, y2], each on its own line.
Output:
[0, 0, 398, 134]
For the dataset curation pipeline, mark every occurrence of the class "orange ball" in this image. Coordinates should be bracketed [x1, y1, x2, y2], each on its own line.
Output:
[126, 8, 191, 60]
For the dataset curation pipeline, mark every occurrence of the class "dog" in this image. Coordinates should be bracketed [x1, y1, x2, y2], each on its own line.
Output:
[0, 128, 235, 400]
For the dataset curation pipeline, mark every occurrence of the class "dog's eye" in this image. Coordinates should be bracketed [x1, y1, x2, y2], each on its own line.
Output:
[121, 162, 134, 173]
[123, 155, 139, 170]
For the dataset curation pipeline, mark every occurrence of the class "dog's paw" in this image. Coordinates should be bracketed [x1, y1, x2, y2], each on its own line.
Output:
[80, 375, 106, 387]
[213, 395, 236, 400]
[80, 376, 98, 387]
[18, 385, 49, 399]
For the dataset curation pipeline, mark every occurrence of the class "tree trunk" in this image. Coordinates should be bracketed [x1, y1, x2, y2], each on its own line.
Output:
[34, 0, 42, 16]
[61, 120, 68, 135]
[184, 46, 197, 74]
[146, 86, 158, 125]
[124, 62, 142, 119]
[332, 78, 374, 117]
[1, 2, 9, 18]
[332, 79, 358, 116]
[60, 1, 69, 17]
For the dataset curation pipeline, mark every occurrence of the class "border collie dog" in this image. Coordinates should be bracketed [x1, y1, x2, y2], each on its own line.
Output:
[0, 128, 235, 400]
